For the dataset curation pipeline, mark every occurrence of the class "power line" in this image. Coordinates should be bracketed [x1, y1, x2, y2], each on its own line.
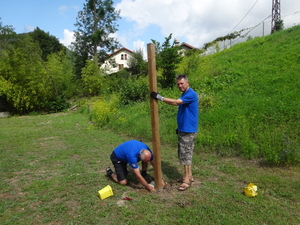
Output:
[228, 0, 259, 34]
[225, 15, 271, 49]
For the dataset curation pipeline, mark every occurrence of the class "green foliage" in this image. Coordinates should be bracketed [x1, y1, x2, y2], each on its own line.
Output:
[81, 56, 107, 96]
[0, 21, 75, 114]
[90, 95, 119, 127]
[0, 35, 49, 113]
[72, 0, 121, 78]
[274, 19, 284, 33]
[177, 50, 202, 76]
[127, 48, 148, 76]
[104, 69, 131, 94]
[202, 30, 247, 50]
[152, 34, 182, 88]
[28, 27, 66, 61]
[119, 76, 149, 105]
[46, 50, 76, 98]
[44, 95, 70, 113]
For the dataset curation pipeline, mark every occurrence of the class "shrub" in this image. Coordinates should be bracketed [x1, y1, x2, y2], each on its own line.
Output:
[119, 77, 149, 105]
[90, 95, 119, 127]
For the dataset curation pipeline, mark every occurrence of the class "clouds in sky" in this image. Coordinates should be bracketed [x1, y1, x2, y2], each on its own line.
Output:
[57, 0, 300, 51]
[114, 0, 300, 50]
[59, 29, 75, 48]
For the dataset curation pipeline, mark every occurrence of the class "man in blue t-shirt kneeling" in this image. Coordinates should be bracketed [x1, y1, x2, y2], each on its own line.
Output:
[106, 140, 157, 192]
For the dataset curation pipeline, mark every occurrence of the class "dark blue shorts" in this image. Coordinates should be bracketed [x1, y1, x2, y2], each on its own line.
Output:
[110, 151, 128, 181]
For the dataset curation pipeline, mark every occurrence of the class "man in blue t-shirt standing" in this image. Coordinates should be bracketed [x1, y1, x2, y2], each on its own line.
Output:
[151, 74, 198, 191]
[106, 140, 156, 192]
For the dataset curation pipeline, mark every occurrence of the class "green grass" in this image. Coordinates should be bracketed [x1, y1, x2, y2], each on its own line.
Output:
[1, 112, 300, 224]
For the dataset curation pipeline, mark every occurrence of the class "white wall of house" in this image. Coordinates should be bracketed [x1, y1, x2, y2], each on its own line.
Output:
[101, 48, 134, 74]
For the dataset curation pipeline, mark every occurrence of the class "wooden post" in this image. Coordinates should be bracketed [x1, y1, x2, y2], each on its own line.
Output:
[147, 43, 163, 190]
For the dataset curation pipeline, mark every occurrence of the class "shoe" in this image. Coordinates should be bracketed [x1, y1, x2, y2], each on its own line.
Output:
[178, 181, 191, 191]
[106, 167, 113, 177]
[176, 177, 194, 183]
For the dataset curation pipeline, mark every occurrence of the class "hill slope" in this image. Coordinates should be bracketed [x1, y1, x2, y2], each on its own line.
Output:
[187, 25, 300, 165]
[98, 26, 300, 165]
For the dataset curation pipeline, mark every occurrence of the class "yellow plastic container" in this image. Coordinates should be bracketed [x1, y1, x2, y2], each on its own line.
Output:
[98, 185, 113, 200]
[243, 183, 258, 197]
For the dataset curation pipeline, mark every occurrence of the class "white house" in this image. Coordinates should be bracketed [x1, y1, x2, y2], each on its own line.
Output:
[100, 47, 134, 74]
[101, 42, 196, 74]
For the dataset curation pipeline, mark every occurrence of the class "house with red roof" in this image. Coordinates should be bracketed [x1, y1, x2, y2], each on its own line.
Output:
[100, 47, 134, 74]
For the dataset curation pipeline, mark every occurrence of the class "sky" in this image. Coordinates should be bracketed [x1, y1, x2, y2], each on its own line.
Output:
[1, 0, 300, 55]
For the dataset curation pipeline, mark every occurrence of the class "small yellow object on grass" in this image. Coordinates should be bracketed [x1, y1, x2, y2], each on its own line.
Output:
[98, 185, 114, 200]
[243, 183, 258, 197]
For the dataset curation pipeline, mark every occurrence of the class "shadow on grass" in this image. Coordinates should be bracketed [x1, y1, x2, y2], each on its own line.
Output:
[121, 160, 181, 190]
[161, 160, 182, 181]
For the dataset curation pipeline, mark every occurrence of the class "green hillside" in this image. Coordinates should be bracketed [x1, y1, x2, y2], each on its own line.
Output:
[96, 25, 300, 166]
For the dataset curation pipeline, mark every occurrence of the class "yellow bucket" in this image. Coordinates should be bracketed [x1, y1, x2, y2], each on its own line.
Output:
[98, 185, 113, 200]
[243, 183, 258, 197]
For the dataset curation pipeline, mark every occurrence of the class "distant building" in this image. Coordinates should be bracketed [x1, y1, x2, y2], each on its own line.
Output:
[180, 42, 196, 51]
[174, 38, 197, 56]
[100, 47, 134, 74]
[101, 42, 197, 74]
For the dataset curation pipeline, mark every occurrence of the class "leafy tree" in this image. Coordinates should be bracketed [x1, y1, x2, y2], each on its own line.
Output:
[152, 34, 182, 88]
[81, 55, 107, 95]
[0, 18, 16, 52]
[275, 19, 284, 32]
[0, 20, 74, 114]
[0, 35, 49, 113]
[28, 27, 66, 61]
[127, 48, 148, 76]
[72, 0, 121, 78]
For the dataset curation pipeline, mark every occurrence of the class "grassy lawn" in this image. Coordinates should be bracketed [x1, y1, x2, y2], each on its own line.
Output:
[1, 112, 299, 224]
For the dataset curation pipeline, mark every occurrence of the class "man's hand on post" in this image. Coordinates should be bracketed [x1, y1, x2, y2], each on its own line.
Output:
[150, 91, 164, 101]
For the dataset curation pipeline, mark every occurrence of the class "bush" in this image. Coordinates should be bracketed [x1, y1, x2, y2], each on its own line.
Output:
[90, 95, 119, 127]
[119, 77, 149, 105]
[44, 95, 70, 113]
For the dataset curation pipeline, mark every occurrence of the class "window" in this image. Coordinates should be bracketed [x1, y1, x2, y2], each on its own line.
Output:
[119, 64, 124, 70]
[124, 54, 127, 60]
[121, 54, 124, 60]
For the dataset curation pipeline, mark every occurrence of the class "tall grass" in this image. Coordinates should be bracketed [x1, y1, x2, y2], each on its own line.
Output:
[90, 25, 300, 165]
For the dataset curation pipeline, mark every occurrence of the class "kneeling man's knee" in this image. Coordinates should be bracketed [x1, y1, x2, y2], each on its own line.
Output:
[119, 179, 128, 185]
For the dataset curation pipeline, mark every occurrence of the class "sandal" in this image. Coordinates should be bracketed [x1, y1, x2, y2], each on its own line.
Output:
[178, 181, 191, 191]
[176, 177, 194, 183]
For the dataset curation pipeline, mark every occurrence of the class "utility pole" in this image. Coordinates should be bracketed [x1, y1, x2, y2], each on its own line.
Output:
[271, 0, 281, 33]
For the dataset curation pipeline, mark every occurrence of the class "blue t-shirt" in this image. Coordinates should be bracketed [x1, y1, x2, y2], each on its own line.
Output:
[113, 140, 153, 169]
[177, 88, 198, 133]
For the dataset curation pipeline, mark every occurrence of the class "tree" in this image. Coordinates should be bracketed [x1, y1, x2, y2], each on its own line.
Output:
[275, 19, 284, 32]
[28, 27, 66, 61]
[152, 34, 182, 89]
[72, 0, 121, 78]
[0, 19, 74, 114]
[0, 18, 16, 52]
[81, 55, 107, 96]
[127, 48, 148, 76]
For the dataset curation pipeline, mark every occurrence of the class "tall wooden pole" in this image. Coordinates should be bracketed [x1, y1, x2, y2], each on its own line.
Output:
[147, 43, 163, 190]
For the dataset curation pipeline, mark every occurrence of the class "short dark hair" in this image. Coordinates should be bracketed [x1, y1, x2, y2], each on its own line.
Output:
[176, 74, 188, 82]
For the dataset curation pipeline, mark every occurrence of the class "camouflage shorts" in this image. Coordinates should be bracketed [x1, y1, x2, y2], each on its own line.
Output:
[178, 131, 197, 165]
